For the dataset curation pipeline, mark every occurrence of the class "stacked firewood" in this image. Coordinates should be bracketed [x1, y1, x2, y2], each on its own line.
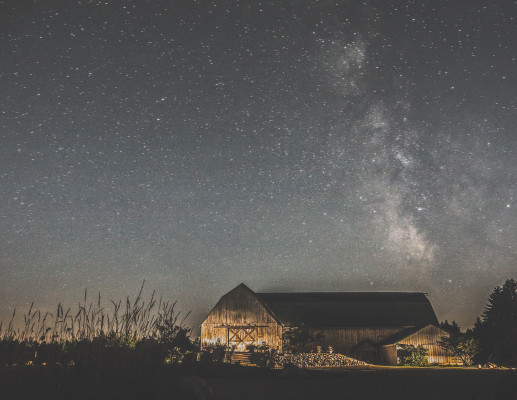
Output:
[273, 352, 369, 368]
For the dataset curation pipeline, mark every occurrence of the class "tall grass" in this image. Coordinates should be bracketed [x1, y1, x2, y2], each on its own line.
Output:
[0, 282, 193, 367]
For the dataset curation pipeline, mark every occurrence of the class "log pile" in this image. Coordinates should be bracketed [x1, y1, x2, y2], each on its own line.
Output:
[273, 353, 369, 368]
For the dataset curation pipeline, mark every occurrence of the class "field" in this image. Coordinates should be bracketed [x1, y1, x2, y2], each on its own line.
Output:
[1, 365, 515, 400]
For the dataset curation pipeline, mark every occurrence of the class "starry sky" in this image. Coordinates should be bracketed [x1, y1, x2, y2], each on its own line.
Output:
[1, 0, 516, 334]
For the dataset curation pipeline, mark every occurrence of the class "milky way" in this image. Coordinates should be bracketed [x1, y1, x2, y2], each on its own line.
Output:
[1, 1, 516, 333]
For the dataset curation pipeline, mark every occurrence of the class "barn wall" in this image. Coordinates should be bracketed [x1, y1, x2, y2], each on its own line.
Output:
[380, 345, 398, 365]
[307, 327, 406, 356]
[397, 325, 461, 365]
[201, 323, 282, 351]
[295, 325, 460, 365]
[201, 285, 282, 351]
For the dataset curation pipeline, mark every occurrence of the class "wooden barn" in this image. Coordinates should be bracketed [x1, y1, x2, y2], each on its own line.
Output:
[201, 283, 458, 365]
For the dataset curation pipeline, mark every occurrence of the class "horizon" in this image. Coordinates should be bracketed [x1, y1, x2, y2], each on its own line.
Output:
[0, 280, 499, 338]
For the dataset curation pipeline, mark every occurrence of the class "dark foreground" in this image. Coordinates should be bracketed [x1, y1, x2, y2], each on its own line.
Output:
[208, 368, 516, 400]
[1, 364, 515, 400]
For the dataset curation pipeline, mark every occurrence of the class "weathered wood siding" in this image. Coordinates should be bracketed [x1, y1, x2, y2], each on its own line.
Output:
[304, 326, 407, 362]
[397, 325, 461, 365]
[308, 326, 406, 354]
[380, 345, 398, 365]
[307, 325, 459, 365]
[201, 284, 282, 351]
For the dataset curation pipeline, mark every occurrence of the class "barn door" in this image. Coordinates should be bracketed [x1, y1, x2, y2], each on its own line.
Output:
[228, 326, 256, 352]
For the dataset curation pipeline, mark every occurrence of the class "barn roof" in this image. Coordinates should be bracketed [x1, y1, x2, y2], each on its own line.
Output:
[381, 324, 449, 345]
[381, 326, 425, 345]
[256, 291, 439, 328]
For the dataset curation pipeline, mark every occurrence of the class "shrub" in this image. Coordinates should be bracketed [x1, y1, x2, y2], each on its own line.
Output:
[199, 343, 228, 364]
[248, 343, 277, 367]
[398, 344, 429, 366]
[282, 324, 323, 353]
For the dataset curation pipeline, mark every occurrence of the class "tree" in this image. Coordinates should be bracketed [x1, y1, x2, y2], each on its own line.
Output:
[440, 320, 461, 335]
[398, 344, 429, 367]
[282, 323, 323, 353]
[438, 320, 479, 366]
[473, 279, 517, 366]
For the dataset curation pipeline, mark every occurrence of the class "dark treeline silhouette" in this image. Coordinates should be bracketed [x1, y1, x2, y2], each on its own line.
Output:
[473, 278, 517, 366]
[439, 278, 517, 367]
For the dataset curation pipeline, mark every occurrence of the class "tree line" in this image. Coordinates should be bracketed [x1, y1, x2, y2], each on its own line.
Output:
[439, 278, 517, 366]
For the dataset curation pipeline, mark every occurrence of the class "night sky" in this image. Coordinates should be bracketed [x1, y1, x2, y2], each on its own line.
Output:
[1, 0, 516, 334]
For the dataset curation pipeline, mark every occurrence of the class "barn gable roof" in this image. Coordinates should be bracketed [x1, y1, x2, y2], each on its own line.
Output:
[202, 283, 282, 326]
[256, 291, 439, 328]
[381, 324, 447, 345]
[230, 283, 283, 325]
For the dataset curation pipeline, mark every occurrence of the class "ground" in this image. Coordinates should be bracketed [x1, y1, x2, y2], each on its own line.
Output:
[0, 365, 515, 400]
[206, 368, 516, 400]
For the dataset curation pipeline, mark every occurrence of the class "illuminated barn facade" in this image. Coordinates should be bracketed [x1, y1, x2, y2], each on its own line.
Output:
[201, 283, 457, 365]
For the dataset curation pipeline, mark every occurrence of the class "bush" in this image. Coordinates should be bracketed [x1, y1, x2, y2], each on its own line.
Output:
[248, 343, 276, 367]
[398, 344, 429, 366]
[199, 343, 228, 364]
[282, 324, 323, 353]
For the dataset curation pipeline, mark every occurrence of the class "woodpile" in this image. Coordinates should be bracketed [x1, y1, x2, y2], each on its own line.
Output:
[273, 353, 369, 368]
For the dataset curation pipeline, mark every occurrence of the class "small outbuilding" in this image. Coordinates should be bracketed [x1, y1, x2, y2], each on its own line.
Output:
[201, 283, 458, 365]
[381, 324, 460, 365]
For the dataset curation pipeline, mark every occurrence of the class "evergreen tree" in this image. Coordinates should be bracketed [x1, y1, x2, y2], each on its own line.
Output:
[438, 320, 479, 366]
[473, 279, 517, 365]
[440, 320, 461, 335]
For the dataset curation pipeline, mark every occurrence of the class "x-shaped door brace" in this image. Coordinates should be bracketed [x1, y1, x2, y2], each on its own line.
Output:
[229, 328, 255, 345]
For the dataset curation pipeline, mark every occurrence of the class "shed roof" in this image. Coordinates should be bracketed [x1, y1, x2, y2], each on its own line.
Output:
[381, 326, 423, 345]
[381, 324, 448, 345]
[256, 291, 438, 328]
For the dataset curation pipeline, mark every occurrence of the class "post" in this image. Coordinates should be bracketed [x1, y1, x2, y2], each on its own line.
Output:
[227, 326, 230, 350]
